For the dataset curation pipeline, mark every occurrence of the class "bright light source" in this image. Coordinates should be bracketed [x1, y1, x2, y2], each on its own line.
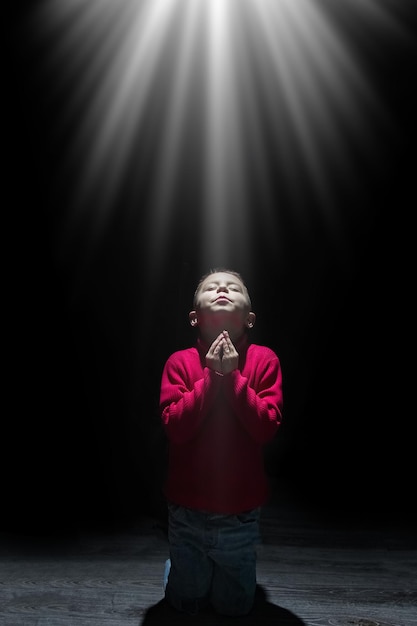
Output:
[31, 0, 409, 276]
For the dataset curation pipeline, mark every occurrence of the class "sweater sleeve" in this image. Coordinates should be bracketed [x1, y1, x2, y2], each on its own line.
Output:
[160, 352, 223, 444]
[223, 349, 283, 444]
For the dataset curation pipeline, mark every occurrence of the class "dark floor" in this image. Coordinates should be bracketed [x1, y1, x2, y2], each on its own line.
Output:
[1, 494, 416, 626]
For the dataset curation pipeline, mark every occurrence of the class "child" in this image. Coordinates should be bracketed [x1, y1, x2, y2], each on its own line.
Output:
[159, 268, 283, 617]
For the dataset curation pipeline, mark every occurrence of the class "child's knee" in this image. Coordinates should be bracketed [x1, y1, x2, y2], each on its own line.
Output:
[211, 589, 255, 616]
[212, 599, 253, 617]
[165, 588, 209, 615]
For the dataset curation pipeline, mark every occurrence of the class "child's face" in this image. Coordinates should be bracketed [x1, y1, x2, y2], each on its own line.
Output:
[191, 272, 254, 337]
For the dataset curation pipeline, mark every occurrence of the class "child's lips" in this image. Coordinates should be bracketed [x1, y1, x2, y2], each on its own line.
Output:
[214, 295, 231, 302]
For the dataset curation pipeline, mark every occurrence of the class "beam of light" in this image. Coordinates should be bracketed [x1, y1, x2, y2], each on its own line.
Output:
[146, 1, 204, 264]
[202, 0, 254, 269]
[29, 0, 412, 279]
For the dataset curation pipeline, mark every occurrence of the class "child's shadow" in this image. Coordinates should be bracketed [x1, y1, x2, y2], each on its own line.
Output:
[140, 585, 307, 625]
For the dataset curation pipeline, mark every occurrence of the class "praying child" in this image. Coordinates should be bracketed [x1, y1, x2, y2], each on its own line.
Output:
[160, 268, 283, 617]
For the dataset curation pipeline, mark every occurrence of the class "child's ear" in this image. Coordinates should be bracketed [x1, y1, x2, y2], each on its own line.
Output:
[246, 312, 256, 329]
[189, 310, 198, 327]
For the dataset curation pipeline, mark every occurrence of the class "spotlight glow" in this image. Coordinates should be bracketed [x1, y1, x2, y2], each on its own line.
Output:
[31, 0, 410, 274]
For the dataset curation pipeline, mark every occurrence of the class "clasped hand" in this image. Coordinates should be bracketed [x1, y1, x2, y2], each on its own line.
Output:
[206, 330, 238, 375]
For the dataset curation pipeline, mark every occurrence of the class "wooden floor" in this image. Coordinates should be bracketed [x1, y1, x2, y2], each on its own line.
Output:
[1, 498, 416, 626]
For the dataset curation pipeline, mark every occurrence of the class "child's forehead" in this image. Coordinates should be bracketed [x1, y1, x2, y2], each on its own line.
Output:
[201, 272, 243, 287]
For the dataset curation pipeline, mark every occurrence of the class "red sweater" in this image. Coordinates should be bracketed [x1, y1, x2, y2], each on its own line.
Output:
[160, 335, 283, 514]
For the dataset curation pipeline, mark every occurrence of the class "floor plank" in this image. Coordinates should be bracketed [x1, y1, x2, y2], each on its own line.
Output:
[1, 503, 416, 626]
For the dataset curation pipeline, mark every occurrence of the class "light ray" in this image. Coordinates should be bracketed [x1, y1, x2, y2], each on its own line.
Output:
[29, 0, 412, 276]
[145, 0, 204, 277]
[203, 0, 249, 268]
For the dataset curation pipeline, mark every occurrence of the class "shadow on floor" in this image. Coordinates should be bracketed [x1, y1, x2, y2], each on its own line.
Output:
[140, 585, 306, 625]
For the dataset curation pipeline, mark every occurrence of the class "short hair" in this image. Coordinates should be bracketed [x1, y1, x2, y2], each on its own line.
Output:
[193, 267, 252, 308]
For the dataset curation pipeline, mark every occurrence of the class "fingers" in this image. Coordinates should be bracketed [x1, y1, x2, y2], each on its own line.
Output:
[207, 332, 227, 355]
[222, 331, 237, 355]
[212, 331, 235, 355]
[206, 331, 238, 374]
[220, 331, 238, 374]
[213, 335, 225, 357]
[206, 333, 225, 372]
[211, 332, 225, 351]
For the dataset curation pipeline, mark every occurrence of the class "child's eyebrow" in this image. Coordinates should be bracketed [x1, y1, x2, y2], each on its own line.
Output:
[204, 280, 243, 288]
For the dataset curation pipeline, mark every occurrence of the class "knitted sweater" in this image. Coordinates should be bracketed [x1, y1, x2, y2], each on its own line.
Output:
[160, 335, 283, 514]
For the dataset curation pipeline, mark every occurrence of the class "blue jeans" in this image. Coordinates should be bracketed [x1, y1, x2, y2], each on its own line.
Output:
[164, 503, 261, 616]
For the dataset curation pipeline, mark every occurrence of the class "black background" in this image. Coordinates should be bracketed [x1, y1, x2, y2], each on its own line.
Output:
[4, 3, 416, 534]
